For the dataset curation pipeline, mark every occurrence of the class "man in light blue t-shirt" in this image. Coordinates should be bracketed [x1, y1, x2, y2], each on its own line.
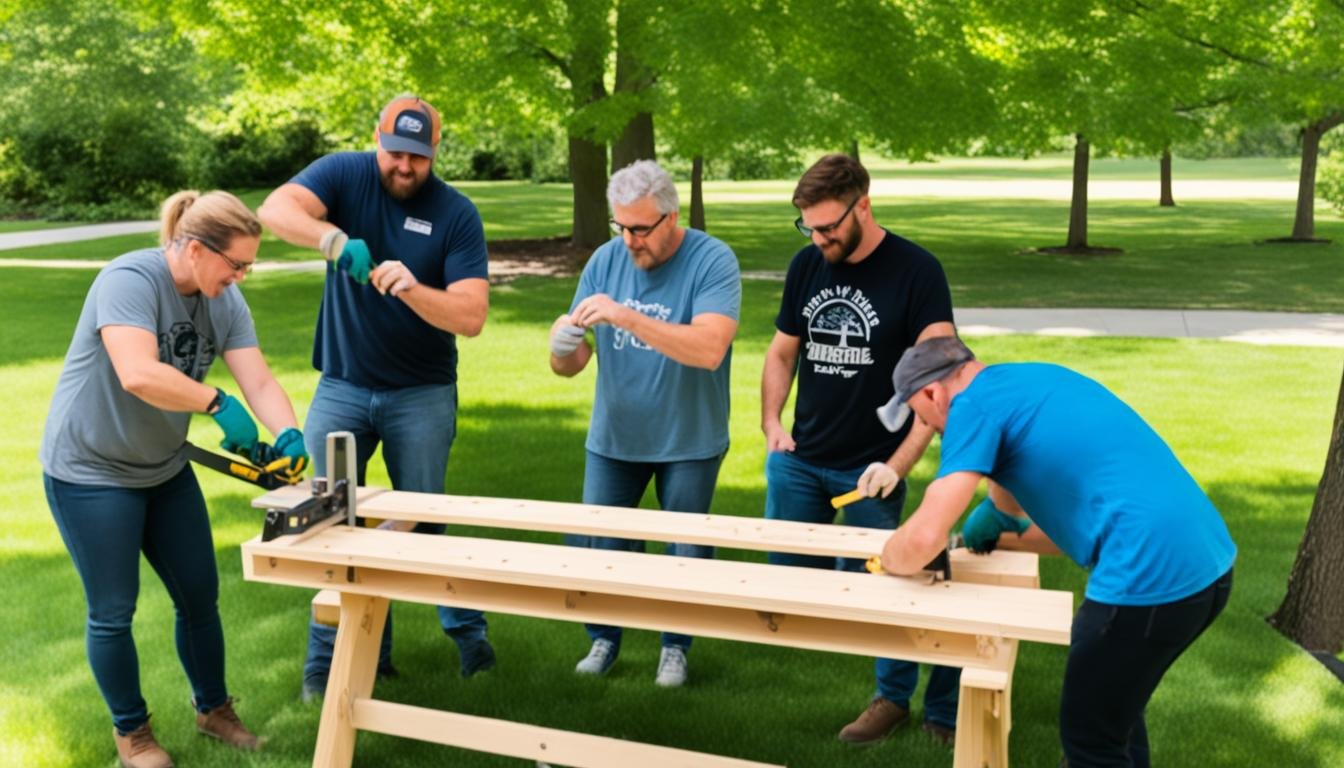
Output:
[874, 336, 1236, 768]
[549, 159, 741, 688]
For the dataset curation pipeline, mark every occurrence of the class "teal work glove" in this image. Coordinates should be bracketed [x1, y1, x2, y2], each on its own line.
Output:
[319, 228, 372, 285]
[251, 427, 309, 483]
[336, 239, 373, 284]
[960, 498, 1030, 553]
[210, 389, 258, 458]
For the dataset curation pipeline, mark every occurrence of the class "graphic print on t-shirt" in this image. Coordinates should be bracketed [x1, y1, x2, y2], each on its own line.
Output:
[614, 298, 672, 351]
[801, 285, 881, 378]
[158, 321, 215, 381]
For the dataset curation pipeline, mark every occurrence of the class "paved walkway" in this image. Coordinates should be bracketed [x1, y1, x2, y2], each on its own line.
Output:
[3, 217, 1342, 349]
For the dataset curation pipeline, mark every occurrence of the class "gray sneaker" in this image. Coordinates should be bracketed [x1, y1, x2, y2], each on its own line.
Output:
[575, 639, 617, 675]
[654, 646, 688, 687]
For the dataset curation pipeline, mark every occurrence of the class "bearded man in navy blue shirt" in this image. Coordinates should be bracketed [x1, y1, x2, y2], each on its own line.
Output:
[259, 94, 493, 700]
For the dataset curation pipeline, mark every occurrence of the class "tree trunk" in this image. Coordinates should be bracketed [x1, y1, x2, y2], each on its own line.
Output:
[1269, 364, 1344, 654]
[565, 0, 611, 250]
[610, 0, 655, 174]
[690, 155, 705, 231]
[611, 111, 655, 172]
[1066, 134, 1089, 249]
[569, 135, 609, 249]
[1291, 112, 1343, 240]
[1159, 148, 1176, 207]
[849, 138, 860, 162]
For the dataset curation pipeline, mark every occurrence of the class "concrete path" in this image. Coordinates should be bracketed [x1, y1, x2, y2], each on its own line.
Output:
[2, 216, 1341, 349]
[955, 307, 1344, 349]
[0, 221, 158, 250]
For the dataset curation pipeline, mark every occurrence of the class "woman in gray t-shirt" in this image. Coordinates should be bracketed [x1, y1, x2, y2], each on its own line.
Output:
[39, 190, 308, 767]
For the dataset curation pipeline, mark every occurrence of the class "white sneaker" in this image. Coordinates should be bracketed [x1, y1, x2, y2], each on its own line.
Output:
[655, 646, 688, 688]
[575, 639, 617, 675]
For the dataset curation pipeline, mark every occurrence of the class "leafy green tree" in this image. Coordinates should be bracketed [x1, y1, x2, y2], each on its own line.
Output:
[1123, 0, 1344, 241]
[0, 0, 201, 212]
[969, 0, 1219, 251]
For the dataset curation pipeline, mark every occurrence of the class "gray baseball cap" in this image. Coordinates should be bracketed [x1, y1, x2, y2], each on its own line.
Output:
[875, 336, 975, 432]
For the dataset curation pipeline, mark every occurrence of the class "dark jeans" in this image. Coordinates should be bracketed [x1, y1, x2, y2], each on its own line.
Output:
[302, 376, 486, 686]
[764, 450, 960, 728]
[568, 450, 724, 651]
[1061, 568, 1233, 767]
[45, 466, 228, 733]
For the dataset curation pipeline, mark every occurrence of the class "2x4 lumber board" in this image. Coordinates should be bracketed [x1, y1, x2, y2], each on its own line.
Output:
[312, 594, 387, 768]
[243, 527, 1071, 645]
[252, 551, 994, 668]
[351, 698, 782, 768]
[252, 486, 1041, 588]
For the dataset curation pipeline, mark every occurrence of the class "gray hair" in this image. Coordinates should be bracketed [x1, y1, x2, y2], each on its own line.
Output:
[607, 159, 679, 213]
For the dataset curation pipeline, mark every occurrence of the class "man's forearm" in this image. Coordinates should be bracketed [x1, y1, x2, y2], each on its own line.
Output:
[623, 311, 736, 370]
[399, 279, 490, 336]
[885, 418, 935, 478]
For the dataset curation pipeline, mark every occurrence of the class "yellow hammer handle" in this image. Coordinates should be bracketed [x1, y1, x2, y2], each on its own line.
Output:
[830, 489, 865, 509]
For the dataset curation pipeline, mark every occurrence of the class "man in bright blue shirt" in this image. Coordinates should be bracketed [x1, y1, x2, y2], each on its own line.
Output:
[876, 336, 1235, 768]
[549, 159, 741, 688]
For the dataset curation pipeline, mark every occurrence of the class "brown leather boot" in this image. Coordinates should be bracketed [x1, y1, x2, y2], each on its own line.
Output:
[114, 721, 174, 768]
[195, 697, 259, 751]
[837, 697, 910, 744]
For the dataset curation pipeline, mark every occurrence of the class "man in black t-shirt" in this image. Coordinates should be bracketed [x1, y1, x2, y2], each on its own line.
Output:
[760, 154, 960, 746]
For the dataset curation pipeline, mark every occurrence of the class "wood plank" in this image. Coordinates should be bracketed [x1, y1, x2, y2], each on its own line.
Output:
[244, 528, 1072, 645]
[351, 698, 782, 768]
[312, 589, 341, 627]
[253, 486, 1041, 587]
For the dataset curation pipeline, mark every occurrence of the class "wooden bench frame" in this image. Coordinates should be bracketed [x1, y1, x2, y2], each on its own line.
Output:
[246, 487, 1071, 767]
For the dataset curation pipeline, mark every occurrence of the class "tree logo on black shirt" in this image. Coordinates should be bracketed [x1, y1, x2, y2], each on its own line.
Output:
[804, 292, 878, 376]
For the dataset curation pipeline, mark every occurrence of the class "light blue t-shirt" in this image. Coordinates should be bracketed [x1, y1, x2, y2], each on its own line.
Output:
[937, 363, 1236, 605]
[570, 228, 741, 462]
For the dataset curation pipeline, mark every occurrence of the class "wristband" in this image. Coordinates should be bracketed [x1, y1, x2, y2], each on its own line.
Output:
[206, 387, 225, 415]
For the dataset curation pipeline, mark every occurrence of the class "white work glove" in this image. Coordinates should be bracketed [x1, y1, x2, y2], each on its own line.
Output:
[318, 228, 348, 261]
[857, 462, 899, 498]
[550, 323, 586, 357]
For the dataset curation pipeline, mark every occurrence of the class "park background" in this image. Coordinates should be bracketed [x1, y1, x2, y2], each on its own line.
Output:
[1, 1, 1343, 766]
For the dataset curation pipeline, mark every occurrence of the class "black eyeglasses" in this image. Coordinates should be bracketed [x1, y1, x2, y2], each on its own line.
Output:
[794, 196, 861, 238]
[187, 236, 253, 274]
[609, 212, 668, 239]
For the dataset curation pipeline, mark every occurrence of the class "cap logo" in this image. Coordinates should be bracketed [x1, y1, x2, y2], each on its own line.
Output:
[396, 114, 424, 134]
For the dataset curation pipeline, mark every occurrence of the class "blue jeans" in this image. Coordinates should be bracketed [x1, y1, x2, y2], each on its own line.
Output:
[764, 450, 960, 728]
[568, 450, 724, 652]
[301, 375, 486, 686]
[45, 466, 229, 734]
[1061, 569, 1232, 767]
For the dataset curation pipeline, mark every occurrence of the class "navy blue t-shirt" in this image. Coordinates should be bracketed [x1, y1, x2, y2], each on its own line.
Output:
[291, 152, 488, 388]
[775, 231, 953, 468]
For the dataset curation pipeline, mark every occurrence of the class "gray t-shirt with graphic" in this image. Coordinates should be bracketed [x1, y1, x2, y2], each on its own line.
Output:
[40, 248, 258, 487]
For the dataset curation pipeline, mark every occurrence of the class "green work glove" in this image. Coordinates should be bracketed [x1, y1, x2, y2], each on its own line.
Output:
[960, 498, 1030, 554]
[210, 389, 258, 458]
[320, 228, 372, 285]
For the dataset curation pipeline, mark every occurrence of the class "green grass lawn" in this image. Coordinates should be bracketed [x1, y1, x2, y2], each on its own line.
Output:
[4, 190, 1343, 313]
[1, 269, 1341, 767]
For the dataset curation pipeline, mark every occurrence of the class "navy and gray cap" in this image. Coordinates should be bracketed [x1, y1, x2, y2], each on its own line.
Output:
[875, 336, 976, 432]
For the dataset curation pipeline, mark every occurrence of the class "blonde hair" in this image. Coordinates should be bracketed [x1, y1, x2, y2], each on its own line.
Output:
[158, 190, 261, 249]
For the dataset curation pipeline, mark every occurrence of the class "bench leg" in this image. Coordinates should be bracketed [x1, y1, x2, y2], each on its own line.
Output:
[313, 593, 389, 768]
[953, 639, 1017, 768]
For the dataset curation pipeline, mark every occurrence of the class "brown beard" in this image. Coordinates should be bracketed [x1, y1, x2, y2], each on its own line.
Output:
[380, 168, 427, 200]
[820, 222, 864, 265]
